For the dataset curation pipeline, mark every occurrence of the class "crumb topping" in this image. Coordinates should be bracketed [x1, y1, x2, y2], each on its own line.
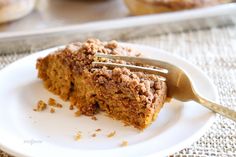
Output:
[59, 39, 139, 75]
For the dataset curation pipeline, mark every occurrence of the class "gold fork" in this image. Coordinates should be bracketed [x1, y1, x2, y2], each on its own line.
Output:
[93, 53, 236, 122]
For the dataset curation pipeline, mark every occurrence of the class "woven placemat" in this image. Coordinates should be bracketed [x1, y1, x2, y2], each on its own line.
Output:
[0, 25, 236, 157]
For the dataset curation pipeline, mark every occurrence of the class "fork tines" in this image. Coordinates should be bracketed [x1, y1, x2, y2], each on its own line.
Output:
[93, 53, 168, 81]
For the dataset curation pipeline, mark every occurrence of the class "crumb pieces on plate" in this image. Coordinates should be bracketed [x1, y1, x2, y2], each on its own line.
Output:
[34, 98, 64, 113]
[91, 133, 96, 137]
[50, 108, 55, 113]
[107, 131, 116, 138]
[48, 98, 56, 106]
[33, 100, 47, 112]
[96, 128, 101, 132]
[56, 103, 63, 108]
[69, 105, 74, 110]
[74, 110, 81, 117]
[120, 140, 128, 147]
[74, 132, 82, 141]
[91, 116, 97, 121]
[48, 98, 63, 108]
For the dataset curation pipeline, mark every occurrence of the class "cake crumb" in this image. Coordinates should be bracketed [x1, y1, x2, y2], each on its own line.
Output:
[48, 98, 63, 108]
[34, 100, 47, 112]
[91, 116, 97, 121]
[56, 103, 63, 108]
[69, 105, 74, 110]
[74, 110, 81, 117]
[165, 97, 172, 102]
[74, 132, 82, 141]
[120, 141, 128, 147]
[50, 108, 55, 113]
[107, 131, 116, 138]
[91, 133, 96, 137]
[96, 128, 101, 132]
[48, 98, 56, 106]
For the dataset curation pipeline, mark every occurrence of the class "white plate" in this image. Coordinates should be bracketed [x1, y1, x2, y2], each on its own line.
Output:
[0, 43, 217, 157]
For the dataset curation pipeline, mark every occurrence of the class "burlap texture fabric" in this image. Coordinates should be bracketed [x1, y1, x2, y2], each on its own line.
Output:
[0, 25, 235, 157]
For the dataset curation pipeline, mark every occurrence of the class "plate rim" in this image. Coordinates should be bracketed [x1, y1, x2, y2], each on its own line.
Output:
[0, 43, 217, 157]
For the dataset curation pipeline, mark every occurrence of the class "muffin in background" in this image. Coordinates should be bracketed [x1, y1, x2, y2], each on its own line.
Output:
[0, 0, 36, 23]
[124, 0, 232, 15]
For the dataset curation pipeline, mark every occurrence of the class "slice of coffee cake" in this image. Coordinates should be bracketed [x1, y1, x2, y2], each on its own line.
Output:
[36, 39, 167, 130]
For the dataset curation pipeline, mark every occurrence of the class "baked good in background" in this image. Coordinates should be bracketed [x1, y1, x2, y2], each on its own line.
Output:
[124, 0, 232, 15]
[0, 0, 36, 23]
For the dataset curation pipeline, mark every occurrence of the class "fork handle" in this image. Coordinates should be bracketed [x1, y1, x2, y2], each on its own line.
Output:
[195, 95, 236, 122]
